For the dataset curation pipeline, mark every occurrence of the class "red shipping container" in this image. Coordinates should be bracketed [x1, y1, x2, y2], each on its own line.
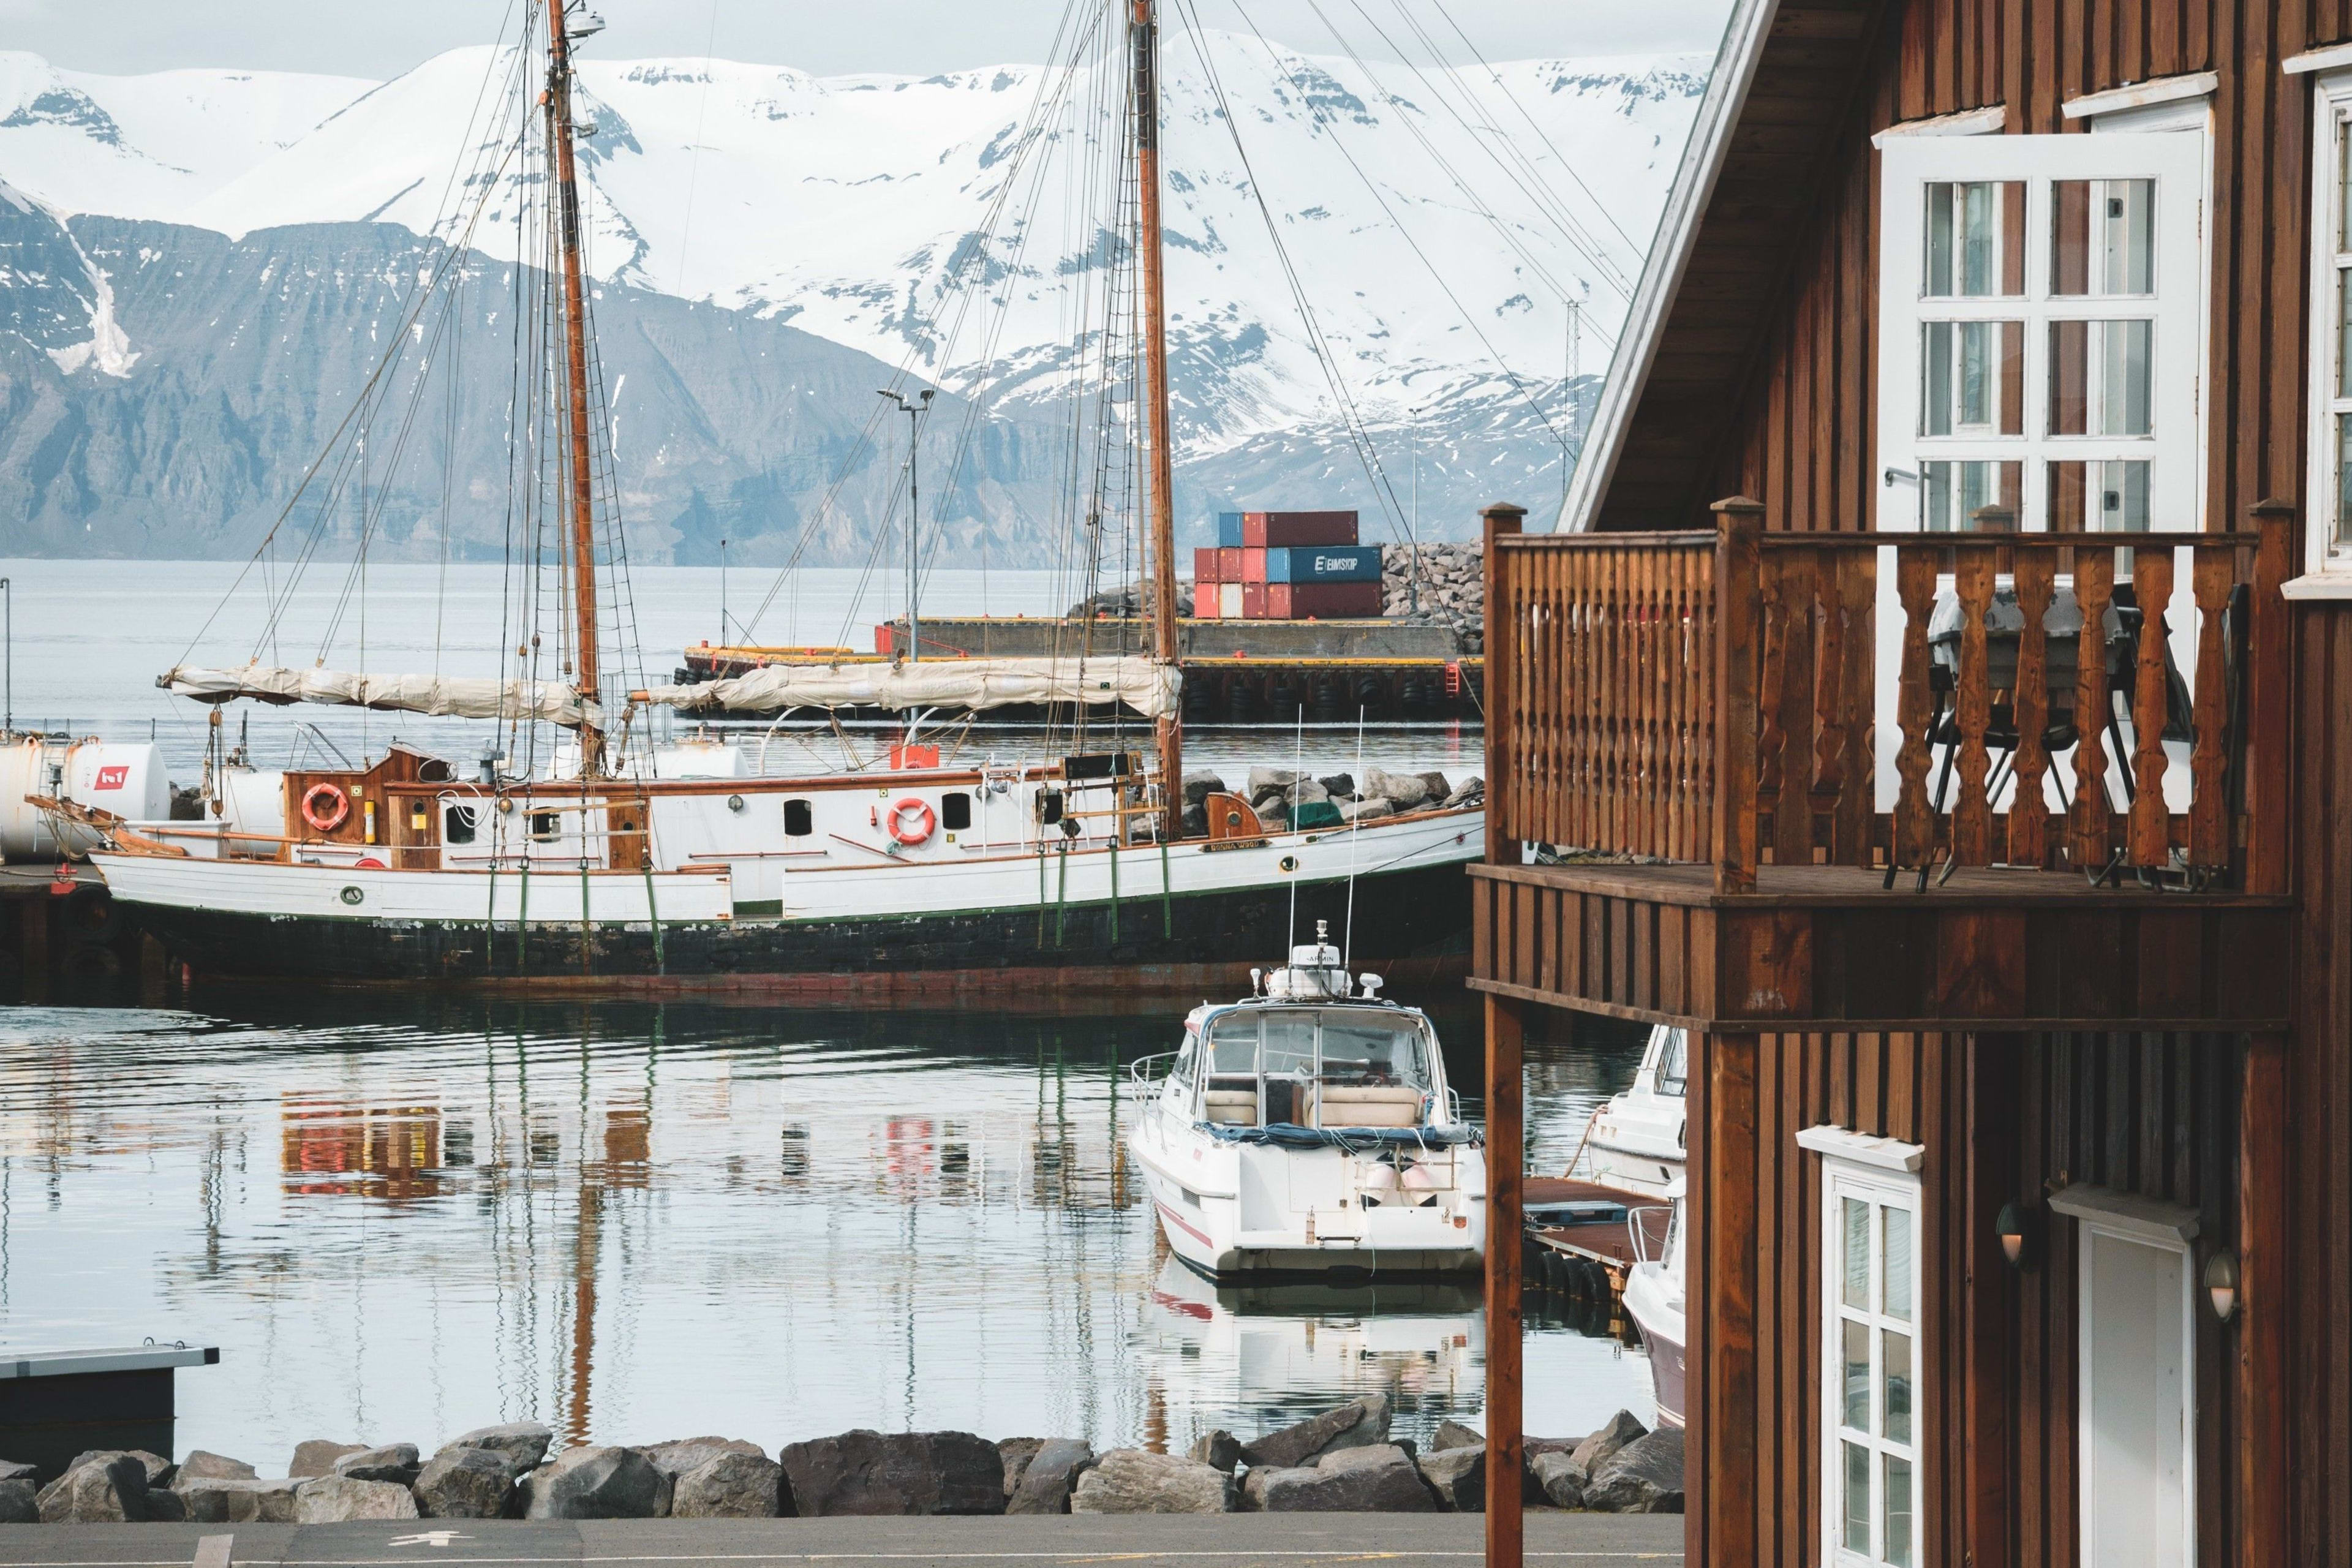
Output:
[1241, 511, 1271, 547]
[1217, 547, 1243, 581]
[1241, 548, 1267, 582]
[1267, 583, 1293, 618]
[1195, 584, 1221, 619]
[1241, 583, 1267, 619]
[1193, 547, 1221, 584]
[1261, 510, 1359, 548]
[1283, 581, 1382, 619]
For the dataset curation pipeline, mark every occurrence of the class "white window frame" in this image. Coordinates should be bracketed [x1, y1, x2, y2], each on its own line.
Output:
[2299, 67, 2352, 590]
[1876, 132, 2208, 535]
[1812, 1136, 1926, 1568]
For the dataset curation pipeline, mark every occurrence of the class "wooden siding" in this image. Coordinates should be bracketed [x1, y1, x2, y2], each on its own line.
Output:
[1686, 1026, 2241, 1568]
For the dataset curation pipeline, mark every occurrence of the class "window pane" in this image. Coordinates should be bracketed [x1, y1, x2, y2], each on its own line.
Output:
[1883, 1205, 1913, 1321]
[1924, 181, 2022, 297]
[2341, 120, 2352, 252]
[1843, 1316, 1872, 1431]
[2048, 319, 2153, 436]
[1262, 1014, 1316, 1077]
[1920, 461, 2022, 532]
[2052, 178, 2154, 296]
[2048, 459, 2153, 531]
[1844, 1441, 1872, 1553]
[1885, 1455, 1915, 1568]
[1842, 1196, 1870, 1308]
[1921, 322, 2023, 435]
[2338, 270, 2352, 399]
[2339, 415, 2352, 547]
[1883, 1327, 1913, 1444]
[1208, 1013, 1258, 1074]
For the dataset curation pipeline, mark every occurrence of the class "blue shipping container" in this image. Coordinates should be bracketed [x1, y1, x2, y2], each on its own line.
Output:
[1266, 544, 1381, 583]
[1215, 511, 1246, 548]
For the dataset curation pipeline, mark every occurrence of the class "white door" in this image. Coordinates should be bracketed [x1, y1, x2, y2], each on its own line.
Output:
[2082, 1225, 2195, 1566]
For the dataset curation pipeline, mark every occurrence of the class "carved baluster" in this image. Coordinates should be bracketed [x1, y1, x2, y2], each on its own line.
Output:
[1774, 548, 1819, 865]
[1950, 541, 1996, 864]
[2068, 546, 2116, 870]
[2187, 546, 2232, 873]
[1755, 551, 1790, 862]
[2008, 550, 2056, 867]
[1892, 545, 1939, 870]
[2128, 546, 2176, 869]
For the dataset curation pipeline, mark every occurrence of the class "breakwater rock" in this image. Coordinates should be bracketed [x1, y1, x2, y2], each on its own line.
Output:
[10, 1404, 1676, 1521]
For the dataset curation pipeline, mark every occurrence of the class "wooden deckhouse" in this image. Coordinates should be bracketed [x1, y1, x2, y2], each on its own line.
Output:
[1476, 0, 2352, 1563]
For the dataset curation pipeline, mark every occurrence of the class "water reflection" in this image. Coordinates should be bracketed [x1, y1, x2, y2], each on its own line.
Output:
[0, 995, 1648, 1460]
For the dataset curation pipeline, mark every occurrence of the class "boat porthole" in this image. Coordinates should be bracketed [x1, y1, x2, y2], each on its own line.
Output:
[340, 886, 364, 906]
[727, 794, 745, 812]
[1279, 855, 1299, 873]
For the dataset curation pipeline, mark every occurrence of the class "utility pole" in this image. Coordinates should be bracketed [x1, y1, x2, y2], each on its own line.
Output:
[878, 387, 935, 661]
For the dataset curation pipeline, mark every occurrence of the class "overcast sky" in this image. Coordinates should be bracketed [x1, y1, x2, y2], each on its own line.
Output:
[3, 0, 1736, 80]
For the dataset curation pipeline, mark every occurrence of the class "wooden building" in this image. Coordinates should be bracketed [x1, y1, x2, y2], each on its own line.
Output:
[1474, 0, 2350, 1563]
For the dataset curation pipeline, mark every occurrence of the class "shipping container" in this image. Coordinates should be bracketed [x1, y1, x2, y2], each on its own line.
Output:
[1261, 510, 1360, 547]
[1217, 547, 1243, 581]
[1193, 547, 1221, 584]
[1240, 582, 1267, 620]
[1265, 543, 1381, 584]
[1240, 547, 1267, 583]
[1194, 583, 1221, 619]
[1281, 581, 1382, 619]
[1215, 511, 1246, 548]
[1240, 511, 1270, 547]
[1217, 582, 1243, 619]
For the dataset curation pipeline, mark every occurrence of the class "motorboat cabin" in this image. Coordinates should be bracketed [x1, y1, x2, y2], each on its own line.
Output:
[1581, 1025, 1688, 1200]
[1128, 927, 1486, 1278]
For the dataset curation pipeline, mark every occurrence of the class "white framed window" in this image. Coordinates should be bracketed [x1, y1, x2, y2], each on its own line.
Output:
[2304, 69, 2352, 584]
[1877, 132, 2206, 533]
[1819, 1149, 1921, 1568]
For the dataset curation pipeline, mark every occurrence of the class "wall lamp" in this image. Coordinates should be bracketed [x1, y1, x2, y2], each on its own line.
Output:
[2203, 1248, 2240, 1323]
[1995, 1200, 2040, 1270]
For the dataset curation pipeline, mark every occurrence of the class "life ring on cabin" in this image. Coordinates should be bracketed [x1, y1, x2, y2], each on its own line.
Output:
[353, 858, 386, 870]
[301, 782, 352, 833]
[886, 796, 937, 846]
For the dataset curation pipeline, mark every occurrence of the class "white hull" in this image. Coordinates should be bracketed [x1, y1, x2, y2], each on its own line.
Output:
[1582, 1025, 1688, 1201]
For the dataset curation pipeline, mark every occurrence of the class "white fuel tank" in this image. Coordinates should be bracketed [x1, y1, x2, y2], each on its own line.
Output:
[0, 736, 174, 860]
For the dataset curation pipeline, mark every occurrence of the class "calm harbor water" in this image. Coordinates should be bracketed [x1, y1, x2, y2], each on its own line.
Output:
[0, 992, 1646, 1465]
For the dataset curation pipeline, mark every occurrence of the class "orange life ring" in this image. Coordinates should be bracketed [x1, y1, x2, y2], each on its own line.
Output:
[886, 796, 937, 846]
[301, 782, 351, 834]
[353, 857, 386, 870]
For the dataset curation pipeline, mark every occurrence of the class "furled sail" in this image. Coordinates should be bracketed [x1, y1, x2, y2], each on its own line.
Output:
[636, 656, 1180, 719]
[160, 666, 603, 727]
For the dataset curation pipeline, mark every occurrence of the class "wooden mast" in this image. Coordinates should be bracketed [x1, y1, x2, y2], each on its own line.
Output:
[545, 0, 605, 775]
[1131, 0, 1183, 839]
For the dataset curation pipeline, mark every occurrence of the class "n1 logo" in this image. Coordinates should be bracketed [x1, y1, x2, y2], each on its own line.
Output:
[93, 765, 129, 790]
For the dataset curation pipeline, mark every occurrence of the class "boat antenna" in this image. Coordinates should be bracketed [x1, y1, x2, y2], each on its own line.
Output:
[1131, 0, 1183, 840]
[545, 0, 606, 775]
[1343, 703, 1364, 967]
[878, 387, 934, 662]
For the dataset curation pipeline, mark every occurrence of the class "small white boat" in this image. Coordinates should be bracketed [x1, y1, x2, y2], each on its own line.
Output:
[1619, 1178, 1687, 1428]
[1581, 1025, 1689, 1199]
[1126, 925, 1486, 1278]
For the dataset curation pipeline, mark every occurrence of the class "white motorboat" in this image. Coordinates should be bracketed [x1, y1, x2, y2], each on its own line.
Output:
[1126, 925, 1486, 1278]
[1619, 1178, 1686, 1428]
[1580, 1025, 1688, 1199]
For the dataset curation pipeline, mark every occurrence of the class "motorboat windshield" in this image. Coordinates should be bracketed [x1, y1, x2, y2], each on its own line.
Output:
[1180, 1004, 1452, 1139]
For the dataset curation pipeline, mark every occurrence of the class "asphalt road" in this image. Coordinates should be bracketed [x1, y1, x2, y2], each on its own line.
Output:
[0, 1516, 1683, 1567]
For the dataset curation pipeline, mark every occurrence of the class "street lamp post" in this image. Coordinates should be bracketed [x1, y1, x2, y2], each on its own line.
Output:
[877, 387, 936, 661]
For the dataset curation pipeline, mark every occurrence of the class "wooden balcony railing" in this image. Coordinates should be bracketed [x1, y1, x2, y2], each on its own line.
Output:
[1481, 499, 2293, 895]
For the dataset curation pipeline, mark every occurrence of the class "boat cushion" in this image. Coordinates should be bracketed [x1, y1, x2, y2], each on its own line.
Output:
[1204, 1090, 1259, 1126]
[1315, 1085, 1423, 1128]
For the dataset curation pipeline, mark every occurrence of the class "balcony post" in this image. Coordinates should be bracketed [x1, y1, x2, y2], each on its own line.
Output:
[1711, 498, 1763, 894]
[1482, 990, 1528, 1568]
[2244, 501, 2293, 896]
[1482, 502, 1526, 867]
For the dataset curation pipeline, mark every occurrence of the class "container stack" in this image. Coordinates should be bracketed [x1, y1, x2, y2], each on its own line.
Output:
[1193, 511, 1382, 620]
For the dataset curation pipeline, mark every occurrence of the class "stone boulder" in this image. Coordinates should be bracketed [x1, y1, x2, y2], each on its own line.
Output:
[1246, 767, 1303, 798]
[1569, 1411, 1648, 1479]
[1431, 1420, 1482, 1453]
[1237, 1393, 1391, 1470]
[778, 1431, 1004, 1517]
[296, 1477, 420, 1522]
[1068, 1450, 1230, 1514]
[641, 1438, 764, 1480]
[1442, 778, 1484, 808]
[441, 1422, 554, 1473]
[1363, 768, 1431, 810]
[290, 1440, 367, 1479]
[1585, 1428, 1683, 1514]
[0, 1479, 33, 1524]
[1244, 1446, 1433, 1513]
[37, 1453, 147, 1522]
[1530, 1451, 1585, 1510]
[0, 1461, 33, 1483]
[1317, 774, 1355, 801]
[1416, 1446, 1484, 1511]
[1415, 771, 1452, 804]
[671, 1452, 784, 1519]
[175, 1452, 258, 1485]
[1181, 773, 1227, 808]
[412, 1447, 516, 1519]
[522, 1445, 673, 1520]
[179, 1478, 302, 1524]
[995, 1438, 1045, 1498]
[334, 1444, 422, 1485]
[1185, 1430, 1240, 1473]
[1006, 1439, 1094, 1515]
[1338, 797, 1392, 823]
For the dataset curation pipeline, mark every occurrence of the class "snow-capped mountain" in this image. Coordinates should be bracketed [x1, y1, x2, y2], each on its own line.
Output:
[0, 38, 1705, 560]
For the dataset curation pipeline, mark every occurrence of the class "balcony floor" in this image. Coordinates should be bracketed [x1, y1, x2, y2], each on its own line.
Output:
[1470, 860, 2290, 1033]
